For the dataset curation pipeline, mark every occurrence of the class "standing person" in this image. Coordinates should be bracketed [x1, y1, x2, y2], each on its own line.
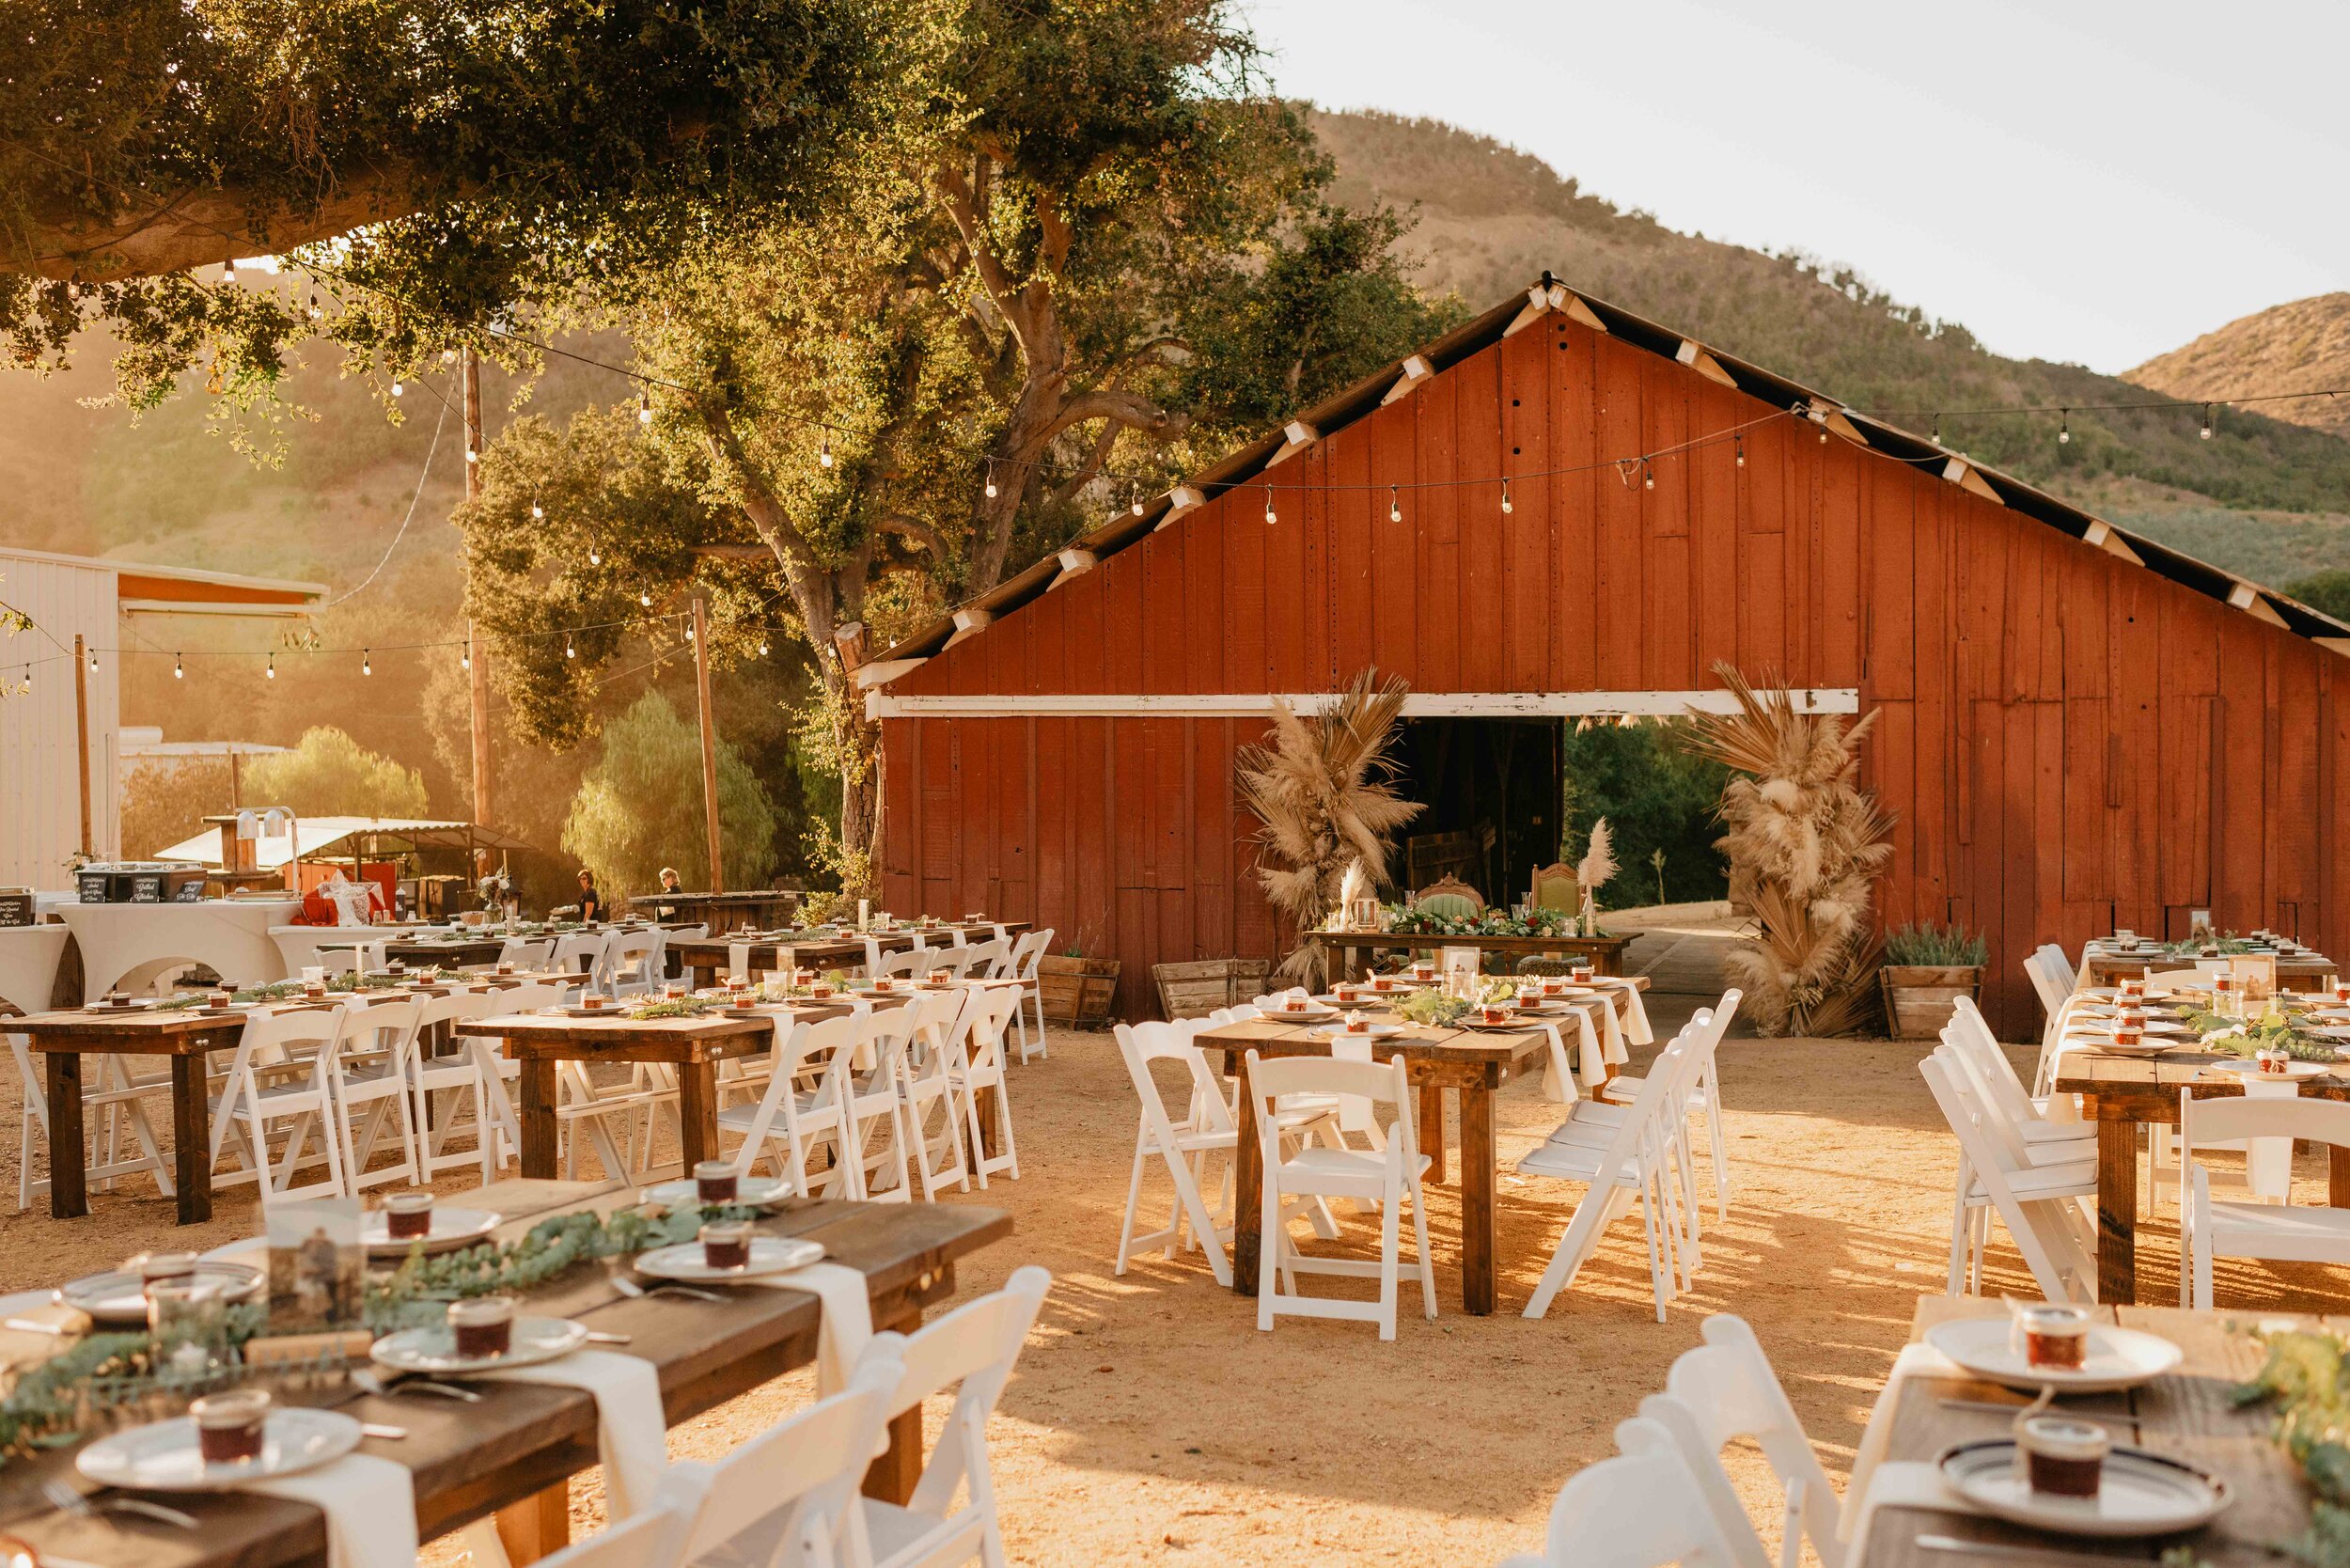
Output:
[575, 868, 606, 923]
[654, 866, 683, 921]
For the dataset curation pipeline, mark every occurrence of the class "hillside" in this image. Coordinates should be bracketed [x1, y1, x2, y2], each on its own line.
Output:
[2129, 293, 2350, 441]
[1311, 109, 2350, 557]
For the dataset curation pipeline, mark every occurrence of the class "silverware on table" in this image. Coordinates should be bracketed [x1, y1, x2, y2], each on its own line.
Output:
[5, 1317, 70, 1336]
[352, 1368, 482, 1403]
[611, 1277, 726, 1304]
[1914, 1532, 2142, 1565]
[359, 1423, 408, 1440]
[1935, 1398, 2123, 1427]
[584, 1330, 632, 1345]
[39, 1479, 198, 1529]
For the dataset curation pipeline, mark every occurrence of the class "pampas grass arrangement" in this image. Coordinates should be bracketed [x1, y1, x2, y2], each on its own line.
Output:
[1235, 667, 1424, 985]
[1683, 662, 1895, 1036]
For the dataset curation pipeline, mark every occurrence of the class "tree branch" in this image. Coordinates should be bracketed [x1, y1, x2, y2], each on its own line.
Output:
[875, 514, 948, 557]
[1043, 386, 1193, 444]
[932, 157, 1030, 353]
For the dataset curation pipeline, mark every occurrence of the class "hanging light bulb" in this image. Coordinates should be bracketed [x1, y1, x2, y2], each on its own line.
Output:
[362, 650, 372, 676]
[564, 639, 575, 660]
[1131, 495, 1145, 517]
[1818, 428, 1828, 444]
[1643, 462, 1655, 491]
[266, 652, 276, 680]
[983, 462, 998, 500]
[639, 589, 652, 607]
[465, 447, 478, 464]
[531, 494, 544, 521]
[1734, 435, 1746, 469]
[1263, 494, 1277, 525]
[461, 648, 471, 671]
[2058, 409, 2070, 445]
[1388, 485, 1402, 523]
[758, 639, 770, 656]
[173, 652, 183, 680]
[441, 348, 456, 366]
[221, 257, 237, 284]
[685, 621, 696, 642]
[588, 546, 602, 567]
[391, 379, 404, 399]
[1500, 478, 1513, 515]
[2201, 404, 2214, 440]
[1931, 416, 1941, 446]
[818, 433, 833, 469]
[638, 392, 652, 425]
[86, 647, 97, 673]
[307, 289, 321, 321]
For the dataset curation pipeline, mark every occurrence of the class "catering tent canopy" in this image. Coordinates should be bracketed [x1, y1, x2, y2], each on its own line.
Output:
[156, 816, 534, 870]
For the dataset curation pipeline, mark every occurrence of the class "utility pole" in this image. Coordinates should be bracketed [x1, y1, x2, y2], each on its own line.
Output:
[71, 633, 91, 856]
[462, 347, 494, 872]
[691, 594, 725, 892]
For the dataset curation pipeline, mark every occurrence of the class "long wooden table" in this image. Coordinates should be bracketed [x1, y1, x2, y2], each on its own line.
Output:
[0, 1178, 1013, 1568]
[455, 1011, 774, 1179]
[1308, 930, 1636, 980]
[626, 890, 807, 933]
[1191, 1015, 1552, 1316]
[2055, 1049, 2350, 1305]
[2080, 938, 2336, 987]
[670, 923, 1029, 989]
[1856, 1294, 2307, 1566]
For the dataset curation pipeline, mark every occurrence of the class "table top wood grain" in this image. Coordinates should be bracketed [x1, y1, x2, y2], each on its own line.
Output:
[0, 1178, 1013, 1568]
[2054, 1047, 2350, 1122]
[1859, 1294, 2309, 1567]
[1193, 1015, 1549, 1087]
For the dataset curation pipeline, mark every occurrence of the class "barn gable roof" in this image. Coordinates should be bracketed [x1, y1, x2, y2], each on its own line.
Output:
[860, 275, 2350, 687]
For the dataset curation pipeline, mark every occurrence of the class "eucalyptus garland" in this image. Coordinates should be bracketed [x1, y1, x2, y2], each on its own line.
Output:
[1381, 904, 1581, 939]
[2231, 1328, 2350, 1564]
[2182, 1007, 2343, 1063]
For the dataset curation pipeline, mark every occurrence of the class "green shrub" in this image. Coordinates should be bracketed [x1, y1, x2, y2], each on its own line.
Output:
[1883, 921, 1987, 966]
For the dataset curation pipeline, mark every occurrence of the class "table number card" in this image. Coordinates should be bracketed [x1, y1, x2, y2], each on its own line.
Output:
[268, 1197, 365, 1331]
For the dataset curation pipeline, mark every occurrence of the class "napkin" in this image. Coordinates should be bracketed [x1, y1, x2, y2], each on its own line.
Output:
[471, 1348, 668, 1517]
[1588, 977, 1653, 1045]
[728, 942, 752, 983]
[243, 1451, 419, 1568]
[744, 1261, 874, 1396]
[1841, 1460, 1970, 1554]
[0, 1299, 89, 1372]
[1531, 1022, 1580, 1106]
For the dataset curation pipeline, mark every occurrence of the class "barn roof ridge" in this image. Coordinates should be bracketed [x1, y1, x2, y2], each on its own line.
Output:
[861, 274, 2350, 685]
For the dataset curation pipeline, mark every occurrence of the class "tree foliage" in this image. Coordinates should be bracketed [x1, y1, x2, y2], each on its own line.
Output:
[240, 725, 430, 817]
[559, 689, 777, 899]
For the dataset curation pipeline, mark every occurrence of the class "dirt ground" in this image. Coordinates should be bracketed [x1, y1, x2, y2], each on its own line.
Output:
[7, 994, 2349, 1567]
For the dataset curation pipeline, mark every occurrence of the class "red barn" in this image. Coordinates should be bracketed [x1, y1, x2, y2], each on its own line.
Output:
[858, 278, 2350, 1037]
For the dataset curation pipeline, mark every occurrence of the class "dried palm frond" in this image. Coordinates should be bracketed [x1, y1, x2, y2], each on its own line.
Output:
[1235, 667, 1424, 985]
[1575, 817, 1618, 889]
[1684, 663, 1896, 1037]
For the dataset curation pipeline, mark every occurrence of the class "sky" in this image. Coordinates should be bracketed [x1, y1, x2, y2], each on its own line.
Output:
[1246, 0, 2349, 375]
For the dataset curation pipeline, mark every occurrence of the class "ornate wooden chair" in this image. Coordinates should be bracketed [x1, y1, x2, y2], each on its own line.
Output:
[1529, 861, 1576, 915]
[1412, 874, 1485, 920]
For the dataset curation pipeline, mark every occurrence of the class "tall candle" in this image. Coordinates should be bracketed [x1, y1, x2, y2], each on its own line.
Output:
[858, 898, 870, 932]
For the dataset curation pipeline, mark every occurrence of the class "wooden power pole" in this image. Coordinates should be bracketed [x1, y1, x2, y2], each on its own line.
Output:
[72, 633, 91, 856]
[462, 348, 494, 870]
[691, 594, 725, 892]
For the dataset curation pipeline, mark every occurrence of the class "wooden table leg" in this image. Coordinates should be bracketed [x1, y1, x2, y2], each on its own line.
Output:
[689, 962, 715, 989]
[863, 1302, 923, 1502]
[170, 1053, 211, 1225]
[1459, 1081, 1496, 1315]
[2331, 1141, 2350, 1209]
[677, 1061, 719, 1168]
[1232, 1067, 1263, 1297]
[494, 1481, 569, 1565]
[1419, 1083, 1447, 1184]
[2096, 1114, 2138, 1307]
[518, 1057, 559, 1180]
[45, 1050, 86, 1219]
[976, 1083, 1001, 1160]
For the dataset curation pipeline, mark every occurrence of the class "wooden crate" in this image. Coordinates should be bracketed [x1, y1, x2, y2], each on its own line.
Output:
[1878, 964, 1981, 1040]
[1152, 957, 1273, 1020]
[1039, 954, 1122, 1027]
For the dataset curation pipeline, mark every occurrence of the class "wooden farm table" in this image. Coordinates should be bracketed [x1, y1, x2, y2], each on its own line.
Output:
[2055, 1048, 2350, 1304]
[1308, 929, 1636, 980]
[0, 1177, 1013, 1568]
[308, 933, 512, 969]
[626, 889, 807, 933]
[1192, 1015, 1549, 1315]
[2080, 939, 2337, 988]
[1855, 1294, 2307, 1566]
[456, 1011, 771, 1180]
[670, 923, 1028, 989]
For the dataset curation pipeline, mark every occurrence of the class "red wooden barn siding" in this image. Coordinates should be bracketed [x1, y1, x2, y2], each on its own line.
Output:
[879, 313, 2350, 1037]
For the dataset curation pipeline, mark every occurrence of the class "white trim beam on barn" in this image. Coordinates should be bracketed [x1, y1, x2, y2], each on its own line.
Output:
[866, 687, 1860, 721]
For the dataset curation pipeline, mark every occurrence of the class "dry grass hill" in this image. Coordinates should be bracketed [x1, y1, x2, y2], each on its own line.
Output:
[2130, 292, 2350, 441]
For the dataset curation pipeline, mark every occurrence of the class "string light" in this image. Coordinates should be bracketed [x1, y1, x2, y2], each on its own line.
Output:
[361, 650, 372, 676]
[1930, 415, 1940, 446]
[173, 653, 182, 680]
[588, 546, 601, 567]
[758, 640, 770, 656]
[2201, 404, 2214, 440]
[685, 621, 696, 642]
[307, 289, 321, 321]
[221, 257, 236, 285]
[441, 349, 457, 366]
[86, 647, 96, 673]
[983, 462, 998, 500]
[818, 434, 833, 469]
[2058, 409, 2070, 446]
[465, 447, 478, 464]
[1263, 494, 1277, 525]
[1388, 485, 1402, 523]
[638, 589, 652, 607]
[461, 648, 471, 671]
[391, 379, 403, 399]
[266, 653, 276, 680]
[638, 393, 652, 426]
[1131, 494, 1145, 517]
[1734, 435, 1746, 468]
[564, 638, 575, 659]
[531, 494, 544, 520]
[1643, 462, 1655, 490]
[1500, 478, 1513, 515]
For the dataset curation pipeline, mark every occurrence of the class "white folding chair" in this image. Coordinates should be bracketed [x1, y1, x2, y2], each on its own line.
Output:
[2181, 1089, 2350, 1309]
[508, 1502, 691, 1568]
[664, 1346, 904, 1568]
[1945, 999, 2093, 1168]
[1920, 1044, 2097, 1302]
[8, 1030, 175, 1210]
[1009, 929, 1054, 1062]
[900, 989, 973, 1200]
[500, 937, 556, 972]
[856, 1266, 1050, 1568]
[1243, 1049, 1434, 1340]
[1654, 1315, 1841, 1567]
[953, 986, 1022, 1186]
[409, 990, 503, 1183]
[718, 1012, 858, 1197]
[231, 1003, 352, 1204]
[846, 1001, 919, 1202]
[1115, 1021, 1241, 1285]
[1496, 1415, 1754, 1568]
[603, 929, 665, 998]
[961, 939, 1010, 981]
[1594, 989, 1740, 1217]
[553, 932, 612, 986]
[332, 995, 424, 1192]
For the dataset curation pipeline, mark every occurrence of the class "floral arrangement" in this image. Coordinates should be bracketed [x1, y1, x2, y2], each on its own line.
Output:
[1388, 988, 1474, 1027]
[1382, 903, 1579, 939]
[625, 994, 729, 1019]
[153, 980, 308, 1010]
[2184, 1004, 2342, 1062]
[2228, 1327, 2350, 1563]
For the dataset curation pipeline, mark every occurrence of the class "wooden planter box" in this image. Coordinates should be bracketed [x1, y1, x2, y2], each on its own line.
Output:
[1038, 953, 1122, 1027]
[1879, 964, 1982, 1040]
[1152, 957, 1273, 1020]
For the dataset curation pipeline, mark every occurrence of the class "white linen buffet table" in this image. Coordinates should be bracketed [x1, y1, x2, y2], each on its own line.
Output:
[51, 899, 305, 1002]
[0, 924, 73, 1016]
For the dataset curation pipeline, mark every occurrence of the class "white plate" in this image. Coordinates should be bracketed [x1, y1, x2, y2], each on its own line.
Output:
[636, 1235, 827, 1281]
[2206, 1058, 2333, 1080]
[1308, 1022, 1402, 1039]
[1936, 1439, 2230, 1537]
[640, 1176, 795, 1210]
[1265, 1005, 1337, 1022]
[361, 1206, 503, 1256]
[78, 1408, 362, 1491]
[370, 1315, 588, 1373]
[1925, 1318, 2183, 1393]
[59, 1262, 263, 1325]
[2083, 1041, 2174, 1058]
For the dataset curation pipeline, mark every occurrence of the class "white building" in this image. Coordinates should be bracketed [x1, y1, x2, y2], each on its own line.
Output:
[0, 546, 323, 889]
